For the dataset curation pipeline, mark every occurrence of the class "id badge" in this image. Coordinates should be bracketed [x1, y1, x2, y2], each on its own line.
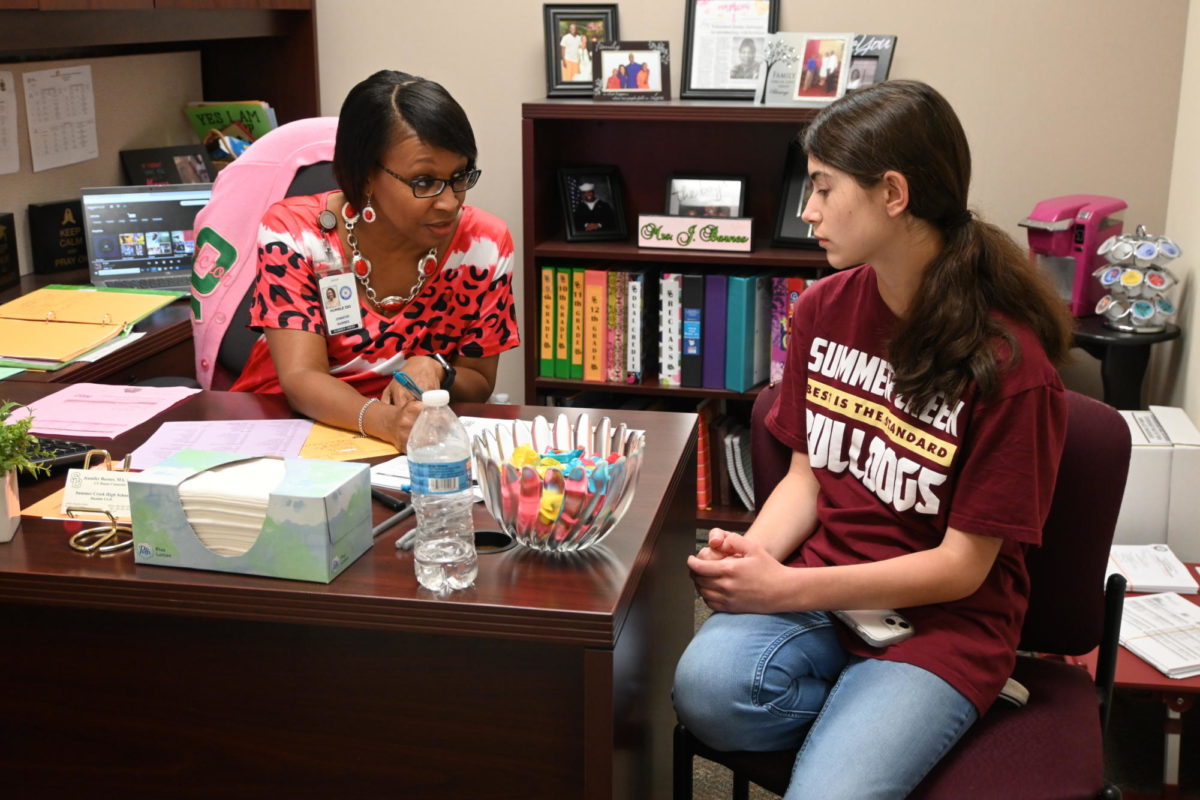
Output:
[318, 270, 363, 335]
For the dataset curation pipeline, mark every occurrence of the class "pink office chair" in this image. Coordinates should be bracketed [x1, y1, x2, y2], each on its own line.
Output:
[674, 384, 1131, 800]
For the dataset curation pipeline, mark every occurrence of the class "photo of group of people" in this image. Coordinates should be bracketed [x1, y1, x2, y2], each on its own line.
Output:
[796, 38, 847, 99]
[601, 51, 658, 91]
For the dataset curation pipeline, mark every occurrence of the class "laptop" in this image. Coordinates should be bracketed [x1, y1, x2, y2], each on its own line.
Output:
[81, 183, 213, 291]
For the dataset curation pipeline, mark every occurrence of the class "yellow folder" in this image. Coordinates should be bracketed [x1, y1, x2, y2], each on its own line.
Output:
[0, 285, 182, 365]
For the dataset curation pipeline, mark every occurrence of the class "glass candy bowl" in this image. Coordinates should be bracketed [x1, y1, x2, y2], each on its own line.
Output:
[471, 413, 644, 553]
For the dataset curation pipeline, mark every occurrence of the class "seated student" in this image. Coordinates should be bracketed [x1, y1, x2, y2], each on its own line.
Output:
[672, 80, 1074, 799]
[231, 70, 519, 451]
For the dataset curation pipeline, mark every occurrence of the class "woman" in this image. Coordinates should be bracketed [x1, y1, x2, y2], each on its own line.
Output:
[673, 80, 1074, 798]
[231, 70, 519, 451]
[636, 63, 650, 89]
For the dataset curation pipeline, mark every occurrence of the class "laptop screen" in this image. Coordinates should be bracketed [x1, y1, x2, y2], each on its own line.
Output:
[81, 183, 212, 289]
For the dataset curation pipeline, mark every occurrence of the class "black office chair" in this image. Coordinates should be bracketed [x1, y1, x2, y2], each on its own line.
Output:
[675, 386, 1131, 800]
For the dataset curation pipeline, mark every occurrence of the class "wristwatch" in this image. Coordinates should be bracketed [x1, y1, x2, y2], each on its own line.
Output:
[431, 352, 456, 390]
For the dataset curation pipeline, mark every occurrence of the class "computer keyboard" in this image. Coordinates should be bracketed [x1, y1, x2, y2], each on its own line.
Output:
[105, 277, 191, 291]
[30, 437, 94, 470]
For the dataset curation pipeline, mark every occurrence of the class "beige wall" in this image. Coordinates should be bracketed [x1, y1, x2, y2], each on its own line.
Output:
[1155, 1, 1200, 421]
[317, 0, 1192, 407]
[0, 51, 203, 275]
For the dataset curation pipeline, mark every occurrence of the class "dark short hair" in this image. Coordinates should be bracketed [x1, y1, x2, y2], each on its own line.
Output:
[333, 70, 478, 210]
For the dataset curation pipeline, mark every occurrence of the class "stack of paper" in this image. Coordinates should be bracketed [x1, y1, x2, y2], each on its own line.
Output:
[1119, 592, 1200, 679]
[0, 285, 181, 371]
[1106, 544, 1199, 594]
[178, 457, 286, 556]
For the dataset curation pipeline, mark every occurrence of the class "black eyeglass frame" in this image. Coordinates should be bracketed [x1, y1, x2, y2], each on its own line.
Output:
[378, 165, 482, 198]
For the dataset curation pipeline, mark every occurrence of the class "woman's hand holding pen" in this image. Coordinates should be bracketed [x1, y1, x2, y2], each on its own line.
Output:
[689, 528, 793, 614]
[378, 357, 442, 450]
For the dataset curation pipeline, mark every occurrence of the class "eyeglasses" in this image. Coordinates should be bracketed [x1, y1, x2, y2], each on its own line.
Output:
[379, 165, 482, 198]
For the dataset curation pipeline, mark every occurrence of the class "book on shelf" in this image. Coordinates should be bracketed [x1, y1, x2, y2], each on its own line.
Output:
[695, 397, 716, 510]
[680, 273, 705, 388]
[770, 275, 807, 384]
[726, 272, 772, 392]
[120, 144, 215, 185]
[625, 269, 647, 384]
[724, 424, 755, 511]
[659, 272, 683, 386]
[184, 100, 277, 142]
[710, 413, 734, 510]
[0, 211, 17, 292]
[27, 198, 86, 275]
[570, 266, 585, 379]
[1107, 544, 1199, 594]
[583, 268, 607, 381]
[554, 266, 572, 378]
[1119, 591, 1200, 679]
[702, 273, 728, 390]
[606, 270, 627, 383]
[539, 265, 555, 377]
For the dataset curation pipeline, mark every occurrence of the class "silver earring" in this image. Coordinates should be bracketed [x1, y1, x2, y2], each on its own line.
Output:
[361, 193, 377, 224]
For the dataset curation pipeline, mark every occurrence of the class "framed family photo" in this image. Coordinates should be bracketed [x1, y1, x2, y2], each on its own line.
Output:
[593, 41, 671, 101]
[543, 4, 619, 98]
[754, 32, 856, 107]
[774, 141, 819, 247]
[665, 174, 746, 217]
[558, 165, 627, 242]
[680, 0, 779, 100]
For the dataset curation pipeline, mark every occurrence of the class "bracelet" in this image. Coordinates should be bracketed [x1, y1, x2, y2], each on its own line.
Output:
[356, 397, 380, 438]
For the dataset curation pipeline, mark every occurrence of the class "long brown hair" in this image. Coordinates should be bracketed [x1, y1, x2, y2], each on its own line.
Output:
[802, 80, 1073, 410]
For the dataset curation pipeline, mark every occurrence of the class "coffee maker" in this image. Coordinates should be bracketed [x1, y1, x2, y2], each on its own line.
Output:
[1019, 195, 1126, 316]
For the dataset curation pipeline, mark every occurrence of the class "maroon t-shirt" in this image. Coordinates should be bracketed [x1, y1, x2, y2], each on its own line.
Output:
[765, 265, 1067, 713]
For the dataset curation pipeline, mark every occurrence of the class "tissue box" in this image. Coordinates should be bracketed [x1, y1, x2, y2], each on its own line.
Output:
[128, 450, 373, 583]
[1113, 406, 1200, 561]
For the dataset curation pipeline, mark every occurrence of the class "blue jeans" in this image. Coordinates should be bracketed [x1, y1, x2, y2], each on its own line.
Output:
[673, 611, 978, 800]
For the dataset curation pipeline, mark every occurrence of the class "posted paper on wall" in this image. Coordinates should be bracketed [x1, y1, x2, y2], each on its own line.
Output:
[22, 65, 99, 172]
[0, 71, 19, 175]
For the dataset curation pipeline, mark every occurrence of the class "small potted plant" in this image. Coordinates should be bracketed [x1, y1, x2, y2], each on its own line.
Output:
[0, 400, 49, 543]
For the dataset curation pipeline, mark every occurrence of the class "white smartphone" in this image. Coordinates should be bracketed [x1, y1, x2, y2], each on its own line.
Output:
[832, 609, 915, 648]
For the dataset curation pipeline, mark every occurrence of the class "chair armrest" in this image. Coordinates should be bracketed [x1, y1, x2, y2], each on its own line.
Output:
[1095, 572, 1126, 734]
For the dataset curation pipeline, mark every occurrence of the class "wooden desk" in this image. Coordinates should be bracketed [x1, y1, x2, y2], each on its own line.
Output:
[1074, 575, 1200, 800]
[0, 382, 698, 799]
[1, 271, 195, 385]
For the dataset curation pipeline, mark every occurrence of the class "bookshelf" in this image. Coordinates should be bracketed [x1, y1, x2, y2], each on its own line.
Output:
[521, 99, 829, 528]
[0, 3, 318, 128]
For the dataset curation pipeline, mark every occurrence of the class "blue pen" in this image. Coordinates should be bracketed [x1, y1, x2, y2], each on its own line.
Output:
[392, 371, 424, 401]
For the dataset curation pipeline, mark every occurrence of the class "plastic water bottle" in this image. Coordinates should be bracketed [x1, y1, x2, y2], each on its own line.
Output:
[408, 389, 477, 592]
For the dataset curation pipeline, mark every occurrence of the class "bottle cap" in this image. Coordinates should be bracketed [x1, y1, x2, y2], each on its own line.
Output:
[422, 389, 450, 406]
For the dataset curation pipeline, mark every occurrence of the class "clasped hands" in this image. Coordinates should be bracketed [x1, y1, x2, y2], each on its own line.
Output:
[689, 528, 794, 614]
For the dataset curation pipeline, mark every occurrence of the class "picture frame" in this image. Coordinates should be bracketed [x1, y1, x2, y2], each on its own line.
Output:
[773, 141, 820, 248]
[754, 32, 856, 107]
[847, 34, 898, 91]
[680, 0, 779, 101]
[120, 144, 215, 185]
[593, 41, 671, 101]
[558, 166, 627, 242]
[543, 4, 620, 98]
[665, 174, 746, 218]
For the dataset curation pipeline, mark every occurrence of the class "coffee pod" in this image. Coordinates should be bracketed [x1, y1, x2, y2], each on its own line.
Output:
[1134, 240, 1159, 267]
[1108, 239, 1136, 264]
[1130, 300, 1156, 324]
[1156, 238, 1181, 262]
[1156, 296, 1176, 318]
[1119, 268, 1144, 295]
[1099, 265, 1123, 287]
[1144, 270, 1172, 293]
[1104, 299, 1129, 320]
[1097, 234, 1117, 256]
[1095, 295, 1115, 315]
